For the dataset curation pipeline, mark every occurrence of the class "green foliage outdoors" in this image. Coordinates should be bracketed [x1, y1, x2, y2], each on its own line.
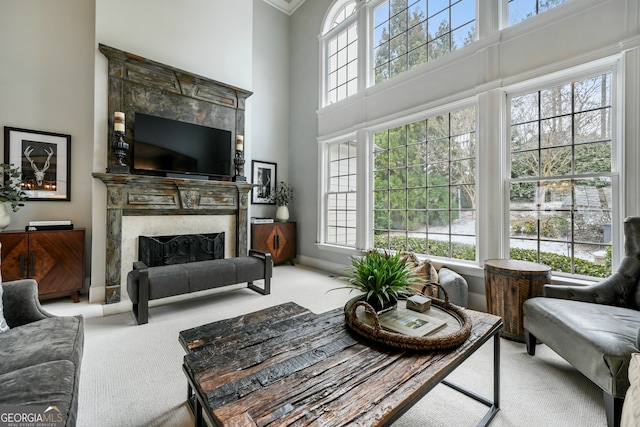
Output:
[373, 235, 611, 278]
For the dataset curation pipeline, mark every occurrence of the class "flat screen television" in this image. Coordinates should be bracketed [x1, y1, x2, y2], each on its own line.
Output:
[133, 113, 233, 180]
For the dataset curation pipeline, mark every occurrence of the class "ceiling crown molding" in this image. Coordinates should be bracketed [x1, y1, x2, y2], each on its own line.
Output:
[261, 0, 306, 15]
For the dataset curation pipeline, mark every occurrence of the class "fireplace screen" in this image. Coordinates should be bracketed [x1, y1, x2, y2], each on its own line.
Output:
[138, 233, 225, 266]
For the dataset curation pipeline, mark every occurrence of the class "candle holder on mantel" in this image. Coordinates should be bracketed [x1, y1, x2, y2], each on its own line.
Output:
[108, 130, 130, 174]
[232, 150, 246, 182]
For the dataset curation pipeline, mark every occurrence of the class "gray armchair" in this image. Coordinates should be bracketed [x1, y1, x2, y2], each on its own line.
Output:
[523, 216, 640, 427]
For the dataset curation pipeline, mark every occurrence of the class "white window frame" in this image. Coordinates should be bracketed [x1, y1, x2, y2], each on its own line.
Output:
[320, 0, 360, 107]
[502, 59, 623, 278]
[317, 131, 366, 255]
[366, 98, 479, 264]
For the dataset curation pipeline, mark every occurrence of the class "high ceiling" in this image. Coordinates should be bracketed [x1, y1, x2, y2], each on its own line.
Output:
[262, 0, 306, 15]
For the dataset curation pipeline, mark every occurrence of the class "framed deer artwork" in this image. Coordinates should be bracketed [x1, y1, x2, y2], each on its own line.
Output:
[4, 127, 71, 201]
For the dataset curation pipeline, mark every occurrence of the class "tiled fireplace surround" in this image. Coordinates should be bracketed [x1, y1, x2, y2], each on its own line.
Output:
[94, 44, 253, 304]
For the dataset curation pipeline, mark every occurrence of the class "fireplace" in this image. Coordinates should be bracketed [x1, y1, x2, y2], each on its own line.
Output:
[95, 45, 254, 304]
[94, 173, 253, 303]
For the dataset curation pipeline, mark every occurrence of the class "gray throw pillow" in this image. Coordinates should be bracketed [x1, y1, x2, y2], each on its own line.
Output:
[0, 284, 9, 333]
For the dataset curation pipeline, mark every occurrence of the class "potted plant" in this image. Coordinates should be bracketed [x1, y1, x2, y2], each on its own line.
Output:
[337, 250, 418, 314]
[0, 163, 27, 229]
[271, 181, 294, 221]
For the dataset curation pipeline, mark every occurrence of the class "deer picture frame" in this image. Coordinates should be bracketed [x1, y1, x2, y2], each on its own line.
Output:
[4, 127, 71, 201]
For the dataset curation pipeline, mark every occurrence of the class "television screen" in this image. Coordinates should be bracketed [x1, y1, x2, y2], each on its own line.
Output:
[133, 113, 232, 179]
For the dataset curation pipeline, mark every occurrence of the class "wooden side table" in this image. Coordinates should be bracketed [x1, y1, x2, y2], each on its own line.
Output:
[484, 259, 551, 342]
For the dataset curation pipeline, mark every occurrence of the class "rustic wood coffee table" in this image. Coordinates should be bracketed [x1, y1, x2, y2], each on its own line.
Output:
[179, 302, 502, 427]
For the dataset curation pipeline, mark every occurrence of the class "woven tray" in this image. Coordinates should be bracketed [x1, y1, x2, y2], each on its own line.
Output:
[344, 283, 472, 351]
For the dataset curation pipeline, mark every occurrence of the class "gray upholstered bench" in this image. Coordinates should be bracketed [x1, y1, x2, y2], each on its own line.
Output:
[126, 249, 272, 324]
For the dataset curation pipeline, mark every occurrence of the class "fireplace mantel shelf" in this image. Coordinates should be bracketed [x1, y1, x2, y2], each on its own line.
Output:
[93, 172, 255, 303]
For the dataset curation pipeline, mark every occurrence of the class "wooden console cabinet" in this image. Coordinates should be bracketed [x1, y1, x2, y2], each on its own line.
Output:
[251, 222, 296, 265]
[0, 229, 85, 302]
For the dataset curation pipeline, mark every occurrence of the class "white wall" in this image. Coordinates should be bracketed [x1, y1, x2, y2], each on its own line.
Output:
[90, 0, 255, 302]
[0, 0, 95, 280]
[248, 0, 291, 221]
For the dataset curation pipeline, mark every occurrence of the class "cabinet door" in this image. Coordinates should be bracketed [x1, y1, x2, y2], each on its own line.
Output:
[274, 222, 296, 264]
[251, 223, 273, 255]
[0, 232, 29, 280]
[29, 230, 84, 298]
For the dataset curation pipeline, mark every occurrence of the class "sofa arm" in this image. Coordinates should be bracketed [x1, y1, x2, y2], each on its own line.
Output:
[2, 279, 53, 327]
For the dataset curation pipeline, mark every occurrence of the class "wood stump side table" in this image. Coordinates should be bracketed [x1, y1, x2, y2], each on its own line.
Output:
[484, 259, 551, 342]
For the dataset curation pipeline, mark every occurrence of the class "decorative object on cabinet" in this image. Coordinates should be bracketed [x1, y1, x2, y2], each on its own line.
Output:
[251, 160, 276, 204]
[251, 221, 296, 265]
[0, 228, 85, 302]
[271, 181, 294, 222]
[0, 163, 27, 213]
[4, 127, 71, 201]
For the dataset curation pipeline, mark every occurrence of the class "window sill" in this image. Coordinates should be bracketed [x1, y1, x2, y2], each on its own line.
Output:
[316, 242, 362, 257]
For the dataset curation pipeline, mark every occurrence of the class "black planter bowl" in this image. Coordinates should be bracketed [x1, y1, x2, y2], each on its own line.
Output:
[364, 295, 397, 314]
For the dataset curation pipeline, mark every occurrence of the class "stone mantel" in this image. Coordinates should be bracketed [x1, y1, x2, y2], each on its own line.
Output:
[93, 173, 254, 303]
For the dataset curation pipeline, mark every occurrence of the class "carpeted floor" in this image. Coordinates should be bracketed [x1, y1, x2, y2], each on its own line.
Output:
[43, 264, 606, 427]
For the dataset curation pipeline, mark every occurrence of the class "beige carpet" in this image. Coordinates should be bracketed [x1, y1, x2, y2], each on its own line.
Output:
[43, 264, 606, 427]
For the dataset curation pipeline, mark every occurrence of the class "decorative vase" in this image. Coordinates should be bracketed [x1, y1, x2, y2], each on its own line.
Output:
[276, 205, 289, 222]
[0, 204, 10, 230]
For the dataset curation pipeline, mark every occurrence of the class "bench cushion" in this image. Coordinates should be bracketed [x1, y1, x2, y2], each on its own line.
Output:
[127, 264, 189, 303]
[524, 297, 640, 397]
[187, 259, 237, 292]
[232, 256, 267, 283]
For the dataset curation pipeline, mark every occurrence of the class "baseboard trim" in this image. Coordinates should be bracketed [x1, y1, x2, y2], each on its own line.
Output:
[296, 255, 346, 276]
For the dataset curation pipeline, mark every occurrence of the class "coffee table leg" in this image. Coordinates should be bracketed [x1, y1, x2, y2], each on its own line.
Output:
[195, 397, 204, 427]
[442, 331, 501, 426]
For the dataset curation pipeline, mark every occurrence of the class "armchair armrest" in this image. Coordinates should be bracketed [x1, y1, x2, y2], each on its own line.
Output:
[543, 270, 634, 307]
[2, 279, 52, 327]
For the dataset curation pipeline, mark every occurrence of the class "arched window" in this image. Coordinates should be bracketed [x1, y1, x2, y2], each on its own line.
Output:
[320, 0, 358, 106]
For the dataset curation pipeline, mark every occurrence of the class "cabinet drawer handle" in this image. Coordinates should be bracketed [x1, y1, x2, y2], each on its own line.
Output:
[29, 252, 35, 277]
[19, 253, 25, 278]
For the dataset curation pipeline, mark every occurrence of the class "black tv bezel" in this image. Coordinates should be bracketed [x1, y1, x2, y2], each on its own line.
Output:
[131, 112, 234, 181]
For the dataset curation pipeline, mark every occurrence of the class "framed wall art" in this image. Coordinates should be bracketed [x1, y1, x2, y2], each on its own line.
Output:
[4, 127, 71, 201]
[251, 160, 276, 204]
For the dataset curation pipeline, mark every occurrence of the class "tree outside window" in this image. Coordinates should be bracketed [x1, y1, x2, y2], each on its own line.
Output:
[373, 106, 476, 260]
[509, 73, 613, 278]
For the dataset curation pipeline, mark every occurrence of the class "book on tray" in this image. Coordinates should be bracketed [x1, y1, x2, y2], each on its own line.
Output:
[378, 306, 447, 337]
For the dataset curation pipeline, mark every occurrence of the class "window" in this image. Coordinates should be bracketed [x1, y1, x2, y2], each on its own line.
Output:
[323, 1, 358, 105]
[508, 72, 613, 278]
[373, 106, 476, 260]
[508, 0, 568, 26]
[326, 141, 358, 246]
[373, 0, 476, 83]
